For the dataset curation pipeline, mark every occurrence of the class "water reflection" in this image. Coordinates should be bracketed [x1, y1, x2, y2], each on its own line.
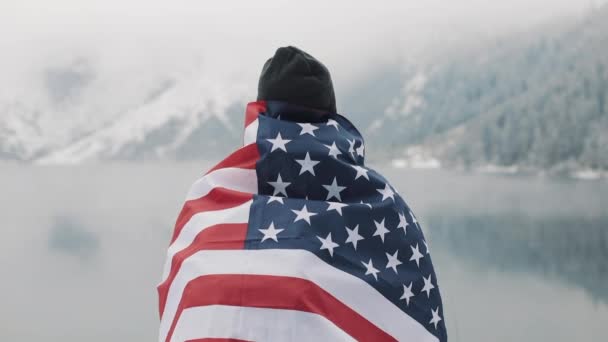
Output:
[427, 213, 608, 304]
[48, 215, 101, 261]
[0, 163, 606, 341]
[434, 247, 608, 342]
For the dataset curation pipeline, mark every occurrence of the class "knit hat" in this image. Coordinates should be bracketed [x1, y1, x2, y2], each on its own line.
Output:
[257, 46, 337, 113]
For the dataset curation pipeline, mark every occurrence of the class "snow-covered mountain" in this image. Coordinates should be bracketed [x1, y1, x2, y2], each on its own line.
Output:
[0, 51, 400, 164]
[2, 7, 607, 174]
[364, 7, 608, 175]
[35, 79, 248, 164]
[0, 58, 252, 163]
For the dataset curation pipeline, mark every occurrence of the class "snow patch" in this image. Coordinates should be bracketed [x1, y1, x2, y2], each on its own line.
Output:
[477, 164, 520, 175]
[384, 71, 427, 119]
[392, 146, 441, 169]
[571, 169, 608, 180]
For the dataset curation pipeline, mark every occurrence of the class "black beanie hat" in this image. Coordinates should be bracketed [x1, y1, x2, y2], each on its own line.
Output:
[257, 46, 337, 113]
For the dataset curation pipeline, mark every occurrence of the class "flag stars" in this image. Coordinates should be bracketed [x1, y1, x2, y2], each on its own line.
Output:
[255, 124, 445, 322]
[259, 222, 284, 242]
[397, 212, 409, 235]
[326, 119, 340, 130]
[356, 143, 365, 157]
[385, 250, 402, 274]
[298, 123, 319, 136]
[377, 184, 396, 201]
[291, 205, 317, 225]
[400, 282, 415, 306]
[361, 259, 380, 281]
[326, 201, 348, 216]
[323, 141, 342, 159]
[373, 218, 390, 243]
[410, 243, 424, 267]
[410, 211, 419, 227]
[351, 165, 370, 180]
[345, 225, 364, 250]
[268, 174, 291, 196]
[267, 196, 284, 205]
[317, 233, 339, 257]
[266, 132, 291, 152]
[421, 274, 435, 298]
[322, 177, 347, 201]
[295, 152, 320, 176]
[359, 200, 372, 209]
[347, 139, 356, 159]
[430, 307, 442, 329]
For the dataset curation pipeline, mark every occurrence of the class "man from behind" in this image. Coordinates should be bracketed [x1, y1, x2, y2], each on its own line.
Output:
[158, 46, 447, 342]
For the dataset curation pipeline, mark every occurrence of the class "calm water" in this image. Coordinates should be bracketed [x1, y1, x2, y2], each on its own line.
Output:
[1, 163, 606, 341]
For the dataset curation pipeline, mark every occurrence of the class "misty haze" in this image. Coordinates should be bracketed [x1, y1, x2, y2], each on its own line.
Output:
[1, 163, 607, 341]
[1, 1, 608, 341]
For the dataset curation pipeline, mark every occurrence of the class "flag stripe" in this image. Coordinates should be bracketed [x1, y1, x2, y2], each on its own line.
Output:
[161, 201, 252, 282]
[158, 223, 248, 315]
[172, 189, 252, 244]
[244, 101, 265, 126]
[159, 249, 438, 342]
[171, 305, 355, 342]
[206, 143, 259, 174]
[160, 100, 447, 341]
[242, 101, 264, 146]
[185, 168, 257, 202]
[243, 119, 259, 146]
[165, 274, 396, 342]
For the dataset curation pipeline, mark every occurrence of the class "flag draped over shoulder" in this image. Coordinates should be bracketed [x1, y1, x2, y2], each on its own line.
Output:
[157, 101, 447, 342]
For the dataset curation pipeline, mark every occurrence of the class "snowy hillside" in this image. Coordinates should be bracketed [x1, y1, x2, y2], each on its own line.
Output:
[35, 78, 247, 164]
[0, 58, 251, 163]
[366, 7, 608, 175]
[2, 7, 607, 174]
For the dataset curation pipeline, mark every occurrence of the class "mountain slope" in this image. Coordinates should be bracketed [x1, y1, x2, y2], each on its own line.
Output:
[1, 8, 607, 171]
[374, 7, 608, 173]
[0, 56, 250, 163]
[36, 79, 246, 164]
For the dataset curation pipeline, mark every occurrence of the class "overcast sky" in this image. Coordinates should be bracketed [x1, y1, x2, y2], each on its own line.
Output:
[0, 0, 603, 146]
[2, 0, 601, 83]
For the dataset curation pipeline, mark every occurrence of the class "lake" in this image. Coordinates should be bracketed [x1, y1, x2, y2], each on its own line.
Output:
[1, 163, 606, 341]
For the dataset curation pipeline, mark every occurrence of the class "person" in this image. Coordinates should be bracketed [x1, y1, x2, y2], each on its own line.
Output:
[157, 46, 447, 342]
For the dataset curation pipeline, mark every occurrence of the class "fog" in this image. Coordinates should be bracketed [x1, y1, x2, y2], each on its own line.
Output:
[2, 1, 608, 340]
[2, 0, 601, 87]
[1, 0, 602, 127]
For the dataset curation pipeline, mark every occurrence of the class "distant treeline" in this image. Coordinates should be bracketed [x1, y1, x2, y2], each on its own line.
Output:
[358, 7, 608, 172]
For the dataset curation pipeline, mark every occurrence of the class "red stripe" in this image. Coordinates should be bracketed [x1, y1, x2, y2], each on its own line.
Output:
[165, 275, 396, 342]
[244, 101, 266, 127]
[171, 188, 252, 244]
[207, 143, 259, 174]
[159, 223, 248, 316]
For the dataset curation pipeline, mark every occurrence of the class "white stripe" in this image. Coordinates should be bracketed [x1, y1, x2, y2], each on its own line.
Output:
[185, 167, 257, 201]
[160, 249, 437, 342]
[160, 201, 252, 282]
[243, 118, 259, 146]
[171, 305, 355, 342]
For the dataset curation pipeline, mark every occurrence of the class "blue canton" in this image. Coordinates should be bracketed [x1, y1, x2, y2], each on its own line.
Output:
[244, 101, 447, 341]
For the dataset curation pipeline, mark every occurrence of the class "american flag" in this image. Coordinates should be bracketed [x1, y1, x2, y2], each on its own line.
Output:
[157, 101, 447, 342]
